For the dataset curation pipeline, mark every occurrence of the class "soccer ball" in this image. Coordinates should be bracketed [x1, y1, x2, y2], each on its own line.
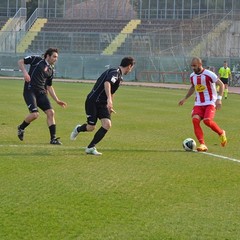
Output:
[182, 138, 196, 151]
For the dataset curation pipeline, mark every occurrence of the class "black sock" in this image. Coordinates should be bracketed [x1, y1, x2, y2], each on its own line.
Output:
[19, 121, 30, 130]
[49, 124, 56, 140]
[88, 127, 108, 148]
[77, 124, 87, 132]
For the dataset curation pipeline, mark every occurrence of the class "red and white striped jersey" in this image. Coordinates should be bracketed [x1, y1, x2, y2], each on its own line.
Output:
[190, 69, 218, 106]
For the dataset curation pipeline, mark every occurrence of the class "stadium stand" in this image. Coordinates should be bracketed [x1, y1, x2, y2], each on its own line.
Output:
[26, 18, 130, 54]
[190, 20, 232, 56]
[17, 18, 47, 53]
[102, 19, 141, 55]
[41, 18, 130, 32]
[0, 17, 10, 30]
[115, 18, 223, 55]
[23, 16, 224, 56]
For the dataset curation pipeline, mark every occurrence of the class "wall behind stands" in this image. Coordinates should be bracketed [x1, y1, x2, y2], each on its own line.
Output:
[37, 0, 240, 20]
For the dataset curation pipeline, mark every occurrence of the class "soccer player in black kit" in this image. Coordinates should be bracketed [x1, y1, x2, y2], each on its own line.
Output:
[17, 48, 67, 145]
[70, 56, 135, 155]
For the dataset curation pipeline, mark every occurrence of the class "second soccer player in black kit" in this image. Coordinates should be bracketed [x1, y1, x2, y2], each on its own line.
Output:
[17, 48, 67, 145]
[70, 56, 135, 155]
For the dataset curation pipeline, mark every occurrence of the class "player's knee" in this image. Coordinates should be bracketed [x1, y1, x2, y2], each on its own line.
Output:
[31, 112, 39, 120]
[101, 118, 111, 130]
[192, 117, 200, 125]
[46, 109, 55, 118]
[102, 121, 111, 130]
[203, 118, 211, 127]
[87, 125, 95, 132]
[105, 123, 111, 130]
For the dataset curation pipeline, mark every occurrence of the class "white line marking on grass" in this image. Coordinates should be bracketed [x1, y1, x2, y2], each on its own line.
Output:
[197, 151, 240, 164]
[2, 145, 240, 163]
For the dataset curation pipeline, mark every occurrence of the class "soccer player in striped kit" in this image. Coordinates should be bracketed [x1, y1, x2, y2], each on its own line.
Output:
[178, 57, 227, 152]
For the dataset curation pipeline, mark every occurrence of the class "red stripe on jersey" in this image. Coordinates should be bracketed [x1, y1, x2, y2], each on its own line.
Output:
[205, 74, 213, 101]
[190, 76, 197, 102]
[197, 75, 205, 103]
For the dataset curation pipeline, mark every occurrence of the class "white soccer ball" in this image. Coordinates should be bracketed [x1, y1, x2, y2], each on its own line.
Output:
[182, 138, 196, 151]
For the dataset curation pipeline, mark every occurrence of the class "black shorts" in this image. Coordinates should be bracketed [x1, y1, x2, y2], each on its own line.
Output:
[85, 99, 110, 125]
[220, 78, 229, 84]
[23, 88, 52, 113]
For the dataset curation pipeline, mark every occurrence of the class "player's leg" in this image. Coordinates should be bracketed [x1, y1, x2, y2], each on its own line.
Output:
[87, 118, 110, 147]
[202, 105, 227, 147]
[85, 104, 111, 155]
[38, 93, 61, 145]
[224, 83, 228, 99]
[44, 108, 61, 144]
[221, 78, 228, 99]
[203, 105, 221, 134]
[191, 106, 208, 151]
[70, 99, 97, 140]
[17, 89, 39, 141]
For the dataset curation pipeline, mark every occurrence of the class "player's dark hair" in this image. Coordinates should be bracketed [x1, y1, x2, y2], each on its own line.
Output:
[120, 56, 135, 67]
[44, 48, 58, 59]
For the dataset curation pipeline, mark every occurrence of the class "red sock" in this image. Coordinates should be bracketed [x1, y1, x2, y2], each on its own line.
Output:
[203, 119, 223, 135]
[192, 118, 204, 144]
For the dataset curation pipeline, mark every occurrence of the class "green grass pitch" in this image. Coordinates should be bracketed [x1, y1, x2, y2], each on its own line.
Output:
[1, 79, 240, 239]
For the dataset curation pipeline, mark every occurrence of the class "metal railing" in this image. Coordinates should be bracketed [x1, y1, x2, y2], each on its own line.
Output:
[22, 8, 44, 32]
[0, 7, 26, 52]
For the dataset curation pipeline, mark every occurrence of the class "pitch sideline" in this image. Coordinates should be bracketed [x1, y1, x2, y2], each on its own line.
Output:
[1, 144, 240, 164]
[192, 150, 240, 164]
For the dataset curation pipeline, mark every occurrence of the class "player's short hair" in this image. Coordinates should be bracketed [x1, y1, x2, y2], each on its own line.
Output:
[44, 48, 58, 59]
[191, 57, 202, 65]
[120, 56, 135, 67]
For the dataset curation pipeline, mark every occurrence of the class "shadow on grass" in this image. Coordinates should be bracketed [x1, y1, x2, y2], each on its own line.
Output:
[92, 148, 194, 153]
[0, 144, 196, 156]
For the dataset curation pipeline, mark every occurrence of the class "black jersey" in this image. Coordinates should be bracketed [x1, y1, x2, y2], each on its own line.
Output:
[87, 67, 123, 103]
[24, 56, 54, 92]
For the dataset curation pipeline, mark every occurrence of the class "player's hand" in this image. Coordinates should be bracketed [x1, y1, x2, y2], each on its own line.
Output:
[107, 99, 113, 108]
[178, 98, 186, 106]
[24, 73, 31, 82]
[107, 98, 114, 113]
[110, 109, 116, 114]
[215, 99, 222, 110]
[57, 100, 67, 108]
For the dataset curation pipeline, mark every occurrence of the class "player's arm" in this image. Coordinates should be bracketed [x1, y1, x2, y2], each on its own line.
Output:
[47, 85, 67, 108]
[216, 78, 224, 97]
[218, 68, 222, 79]
[104, 81, 115, 113]
[215, 78, 224, 110]
[18, 59, 30, 82]
[178, 84, 195, 106]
